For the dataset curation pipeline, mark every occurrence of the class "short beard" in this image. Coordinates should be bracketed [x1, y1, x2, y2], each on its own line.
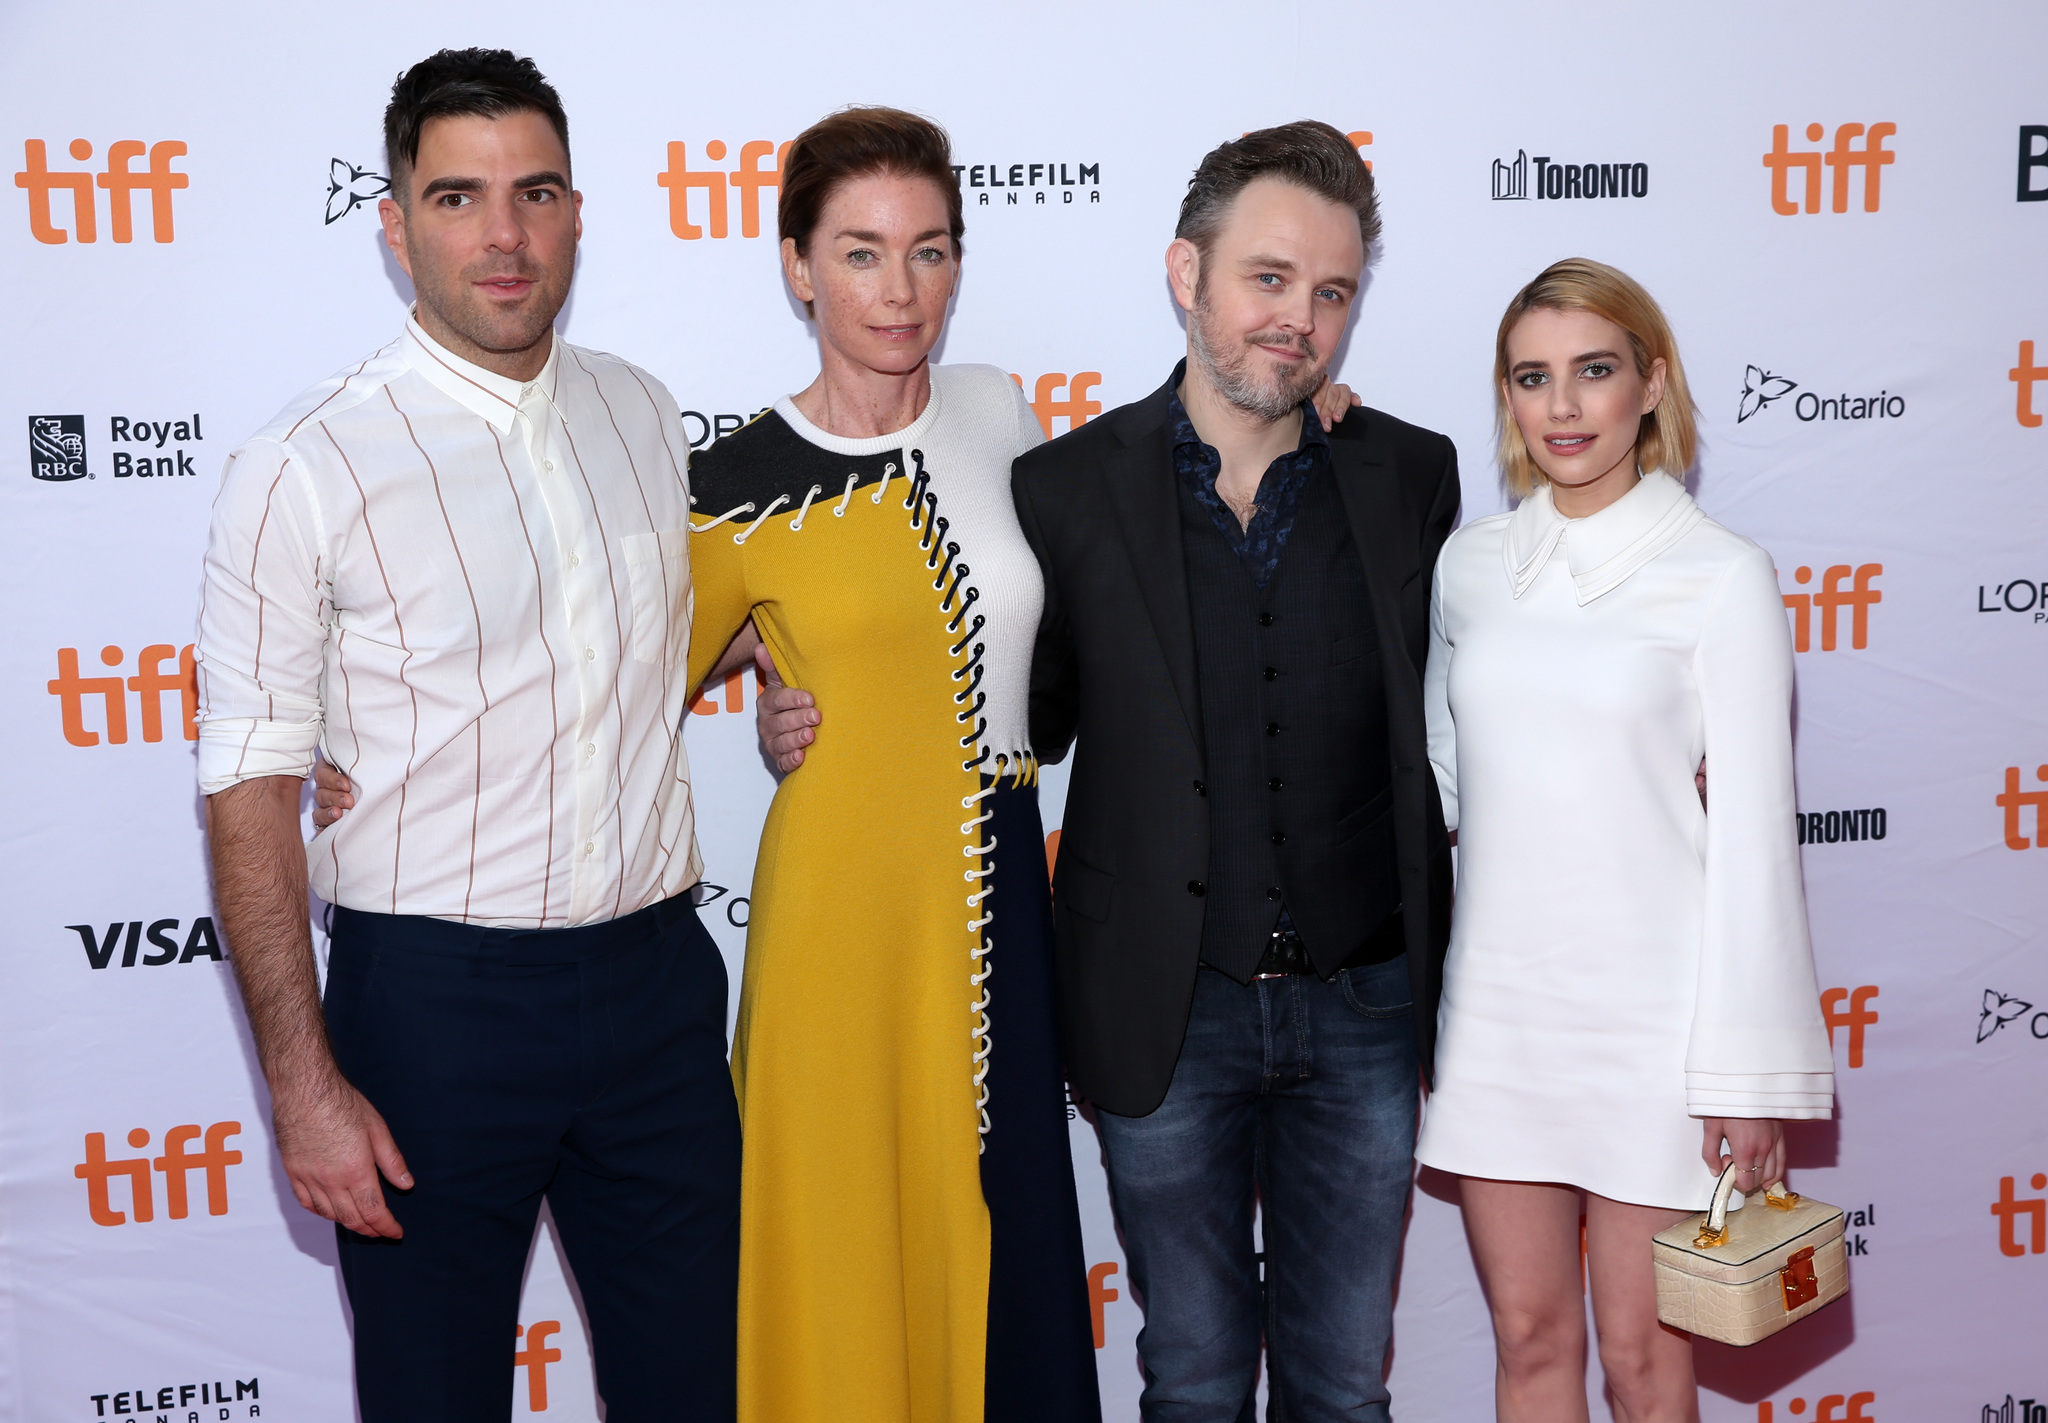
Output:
[416, 251, 564, 361]
[1189, 274, 1327, 421]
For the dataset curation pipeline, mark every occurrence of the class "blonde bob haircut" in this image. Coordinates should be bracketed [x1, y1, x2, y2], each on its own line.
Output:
[1493, 258, 1698, 498]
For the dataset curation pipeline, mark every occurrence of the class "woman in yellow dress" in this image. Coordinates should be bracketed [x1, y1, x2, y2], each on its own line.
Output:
[683, 107, 1096, 1423]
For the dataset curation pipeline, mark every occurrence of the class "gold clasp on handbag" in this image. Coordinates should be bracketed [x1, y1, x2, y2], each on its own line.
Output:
[1694, 1222, 1730, 1248]
[1779, 1245, 1819, 1310]
[1765, 1180, 1801, 1211]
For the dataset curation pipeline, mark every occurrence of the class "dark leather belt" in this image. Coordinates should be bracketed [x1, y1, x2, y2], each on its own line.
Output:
[1234, 910, 1406, 981]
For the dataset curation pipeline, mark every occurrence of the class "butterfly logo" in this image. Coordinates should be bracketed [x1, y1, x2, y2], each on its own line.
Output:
[1737, 365, 1798, 423]
[324, 158, 391, 226]
[1978, 989, 2034, 1042]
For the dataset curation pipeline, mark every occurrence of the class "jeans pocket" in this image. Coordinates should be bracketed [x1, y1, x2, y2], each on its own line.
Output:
[1337, 953, 1412, 1019]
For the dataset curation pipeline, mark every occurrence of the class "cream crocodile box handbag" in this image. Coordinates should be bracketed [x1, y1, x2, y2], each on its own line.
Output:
[1653, 1164, 1848, 1346]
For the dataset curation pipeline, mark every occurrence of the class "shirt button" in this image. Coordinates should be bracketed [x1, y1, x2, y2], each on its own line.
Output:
[584, 742, 596, 757]
[544, 459, 556, 472]
[1187, 880, 1206, 897]
[584, 647, 596, 662]
[1263, 667, 1279, 681]
[1258, 613, 1274, 627]
[1271, 831, 1288, 846]
[1265, 722, 1282, 737]
[583, 841, 595, 856]
[1269, 778, 1284, 791]
[569, 553, 581, 568]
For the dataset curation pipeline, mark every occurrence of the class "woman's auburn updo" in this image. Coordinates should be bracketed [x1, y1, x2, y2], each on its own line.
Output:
[778, 106, 965, 260]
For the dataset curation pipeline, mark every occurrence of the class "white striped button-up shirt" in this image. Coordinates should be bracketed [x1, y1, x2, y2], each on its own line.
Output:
[196, 315, 701, 927]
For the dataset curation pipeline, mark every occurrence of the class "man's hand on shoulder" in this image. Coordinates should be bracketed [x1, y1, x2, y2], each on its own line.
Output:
[754, 642, 820, 773]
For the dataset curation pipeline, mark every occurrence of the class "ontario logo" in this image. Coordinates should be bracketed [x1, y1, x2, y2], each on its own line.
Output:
[1738, 366, 1903, 424]
[29, 414, 89, 481]
[1978, 989, 2044, 1043]
[324, 157, 390, 224]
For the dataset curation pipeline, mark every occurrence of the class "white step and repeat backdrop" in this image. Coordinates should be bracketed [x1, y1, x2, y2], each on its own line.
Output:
[4, 2, 2045, 1420]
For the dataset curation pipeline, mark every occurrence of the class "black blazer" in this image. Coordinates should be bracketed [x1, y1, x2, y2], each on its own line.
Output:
[1013, 374, 1461, 1117]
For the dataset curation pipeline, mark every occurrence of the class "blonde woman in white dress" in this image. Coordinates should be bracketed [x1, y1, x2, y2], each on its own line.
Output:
[1415, 259, 1834, 1421]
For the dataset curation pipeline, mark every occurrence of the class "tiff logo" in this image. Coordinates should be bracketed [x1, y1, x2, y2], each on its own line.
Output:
[1010, 372, 1103, 439]
[75, 1122, 243, 1225]
[1764, 123, 1895, 214]
[48, 642, 196, 746]
[1088, 1262, 1119, 1348]
[1821, 986, 1879, 1068]
[14, 139, 188, 243]
[656, 139, 792, 240]
[515, 1320, 563, 1410]
[2012, 341, 2046, 428]
[689, 664, 765, 718]
[1997, 764, 2048, 849]
[1993, 1173, 2046, 1256]
[1757, 1396, 1875, 1422]
[1781, 564, 1881, 651]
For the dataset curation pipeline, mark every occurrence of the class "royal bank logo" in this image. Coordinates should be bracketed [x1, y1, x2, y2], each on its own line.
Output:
[29, 414, 88, 482]
[1737, 366, 1797, 423]
[2019, 125, 2047, 202]
[1491, 148, 1647, 201]
[325, 157, 390, 224]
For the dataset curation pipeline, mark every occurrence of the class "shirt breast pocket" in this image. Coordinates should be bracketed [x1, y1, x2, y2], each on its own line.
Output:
[622, 529, 689, 667]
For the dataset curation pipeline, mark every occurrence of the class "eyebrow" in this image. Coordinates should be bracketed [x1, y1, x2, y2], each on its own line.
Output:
[1510, 348, 1624, 373]
[835, 228, 952, 244]
[417, 170, 569, 201]
[1241, 252, 1358, 292]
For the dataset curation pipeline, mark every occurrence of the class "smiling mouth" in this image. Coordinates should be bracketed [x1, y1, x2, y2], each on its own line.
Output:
[477, 277, 535, 297]
[1545, 433, 1595, 452]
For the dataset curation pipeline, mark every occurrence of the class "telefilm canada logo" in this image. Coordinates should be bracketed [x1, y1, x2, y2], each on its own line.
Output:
[325, 157, 389, 223]
[86, 1375, 261, 1419]
[1491, 149, 1647, 201]
[1738, 366, 1903, 425]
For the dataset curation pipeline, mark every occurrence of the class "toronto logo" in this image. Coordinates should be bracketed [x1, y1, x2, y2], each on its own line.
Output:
[1491, 148, 1647, 201]
[1739, 366, 1798, 422]
[325, 158, 390, 224]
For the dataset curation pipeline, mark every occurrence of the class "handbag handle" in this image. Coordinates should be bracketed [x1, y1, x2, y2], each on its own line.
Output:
[1696, 1165, 1799, 1248]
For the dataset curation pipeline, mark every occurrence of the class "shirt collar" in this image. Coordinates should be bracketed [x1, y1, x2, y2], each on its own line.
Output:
[1165, 358, 1328, 458]
[1503, 470, 1706, 605]
[401, 309, 559, 433]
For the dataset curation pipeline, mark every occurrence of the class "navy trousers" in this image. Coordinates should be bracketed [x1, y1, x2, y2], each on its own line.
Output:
[325, 896, 741, 1422]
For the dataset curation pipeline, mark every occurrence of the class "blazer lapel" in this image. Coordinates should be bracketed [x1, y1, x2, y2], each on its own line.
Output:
[1102, 386, 1204, 746]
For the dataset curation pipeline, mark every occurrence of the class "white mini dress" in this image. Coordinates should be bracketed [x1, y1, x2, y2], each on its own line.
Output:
[1413, 472, 1834, 1211]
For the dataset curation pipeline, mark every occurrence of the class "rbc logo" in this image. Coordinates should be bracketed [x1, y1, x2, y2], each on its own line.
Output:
[28, 414, 88, 482]
[75, 1122, 243, 1226]
[1763, 123, 1895, 214]
[14, 138, 188, 243]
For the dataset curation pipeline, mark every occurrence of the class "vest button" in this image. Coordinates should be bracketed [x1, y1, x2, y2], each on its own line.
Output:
[1267, 886, 1283, 901]
[1192, 779, 1206, 796]
[1265, 722, 1281, 737]
[1271, 831, 1287, 846]
[1269, 777, 1284, 791]
[1258, 612, 1274, 627]
[1187, 880, 1206, 897]
[1263, 666, 1279, 681]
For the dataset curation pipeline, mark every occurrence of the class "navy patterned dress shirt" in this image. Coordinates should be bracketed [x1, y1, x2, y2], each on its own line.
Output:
[1166, 360, 1330, 591]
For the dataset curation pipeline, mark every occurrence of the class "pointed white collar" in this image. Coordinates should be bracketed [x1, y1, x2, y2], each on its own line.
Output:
[1503, 471, 1705, 605]
[401, 309, 559, 433]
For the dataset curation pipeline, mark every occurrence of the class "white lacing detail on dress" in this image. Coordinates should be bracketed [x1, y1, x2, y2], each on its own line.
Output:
[733, 494, 790, 544]
[832, 472, 859, 517]
[788, 483, 824, 531]
[869, 460, 898, 504]
[689, 501, 755, 533]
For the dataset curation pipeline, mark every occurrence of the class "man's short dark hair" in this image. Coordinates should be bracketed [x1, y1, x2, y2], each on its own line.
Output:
[1176, 121, 1379, 256]
[384, 48, 570, 201]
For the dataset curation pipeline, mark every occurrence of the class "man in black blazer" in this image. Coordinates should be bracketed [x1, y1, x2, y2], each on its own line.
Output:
[1013, 124, 1457, 1422]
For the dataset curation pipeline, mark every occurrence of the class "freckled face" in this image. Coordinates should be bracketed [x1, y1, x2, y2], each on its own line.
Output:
[1503, 306, 1666, 490]
[783, 173, 957, 375]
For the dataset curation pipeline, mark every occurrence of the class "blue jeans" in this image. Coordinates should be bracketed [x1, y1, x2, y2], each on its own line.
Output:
[1096, 955, 1417, 1423]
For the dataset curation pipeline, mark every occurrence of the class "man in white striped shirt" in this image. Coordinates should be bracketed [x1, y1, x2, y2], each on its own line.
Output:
[197, 50, 738, 1421]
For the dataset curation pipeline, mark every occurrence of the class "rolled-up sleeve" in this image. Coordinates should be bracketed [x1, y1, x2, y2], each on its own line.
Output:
[1683, 544, 1834, 1118]
[195, 440, 327, 793]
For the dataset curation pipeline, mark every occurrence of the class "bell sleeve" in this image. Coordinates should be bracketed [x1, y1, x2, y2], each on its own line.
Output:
[1684, 542, 1835, 1119]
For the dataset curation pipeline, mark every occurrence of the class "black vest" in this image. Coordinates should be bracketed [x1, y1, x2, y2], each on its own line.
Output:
[1181, 467, 1401, 980]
